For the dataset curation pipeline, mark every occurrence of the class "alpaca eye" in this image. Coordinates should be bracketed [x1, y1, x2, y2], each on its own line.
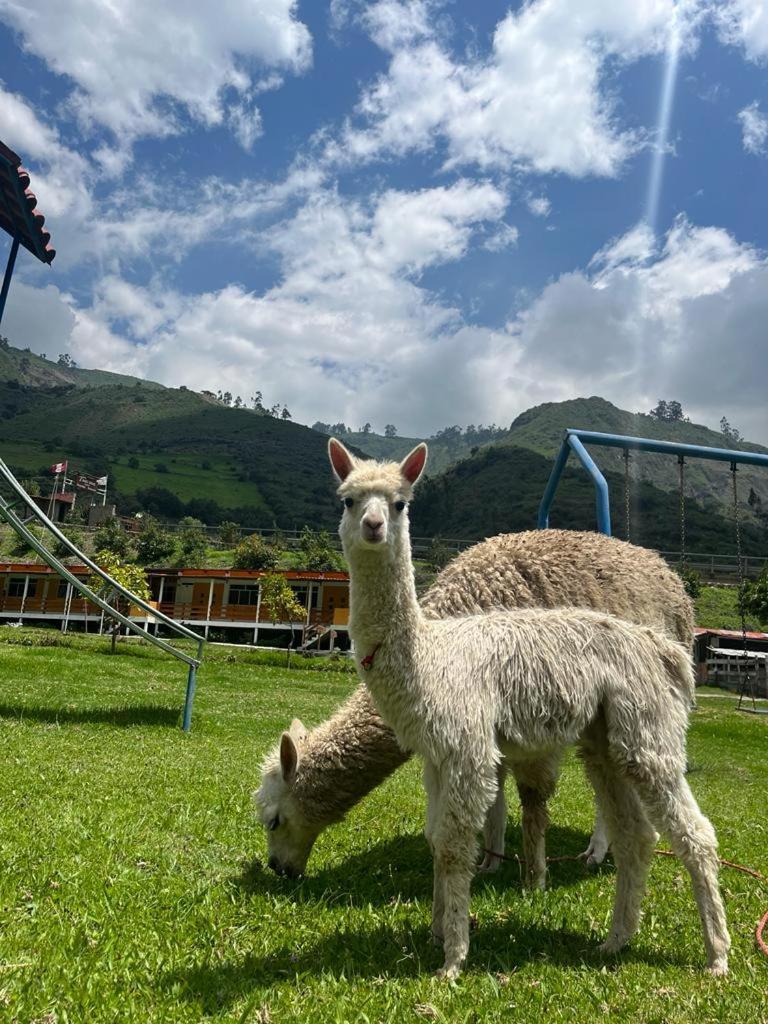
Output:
[268, 816, 280, 831]
[344, 497, 354, 509]
[394, 500, 406, 512]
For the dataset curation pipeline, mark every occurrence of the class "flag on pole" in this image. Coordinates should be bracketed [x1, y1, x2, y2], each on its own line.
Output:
[50, 460, 68, 474]
[96, 475, 108, 487]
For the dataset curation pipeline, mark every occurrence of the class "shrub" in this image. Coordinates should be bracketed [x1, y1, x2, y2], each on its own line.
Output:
[218, 520, 241, 547]
[742, 567, 768, 622]
[135, 516, 175, 565]
[676, 564, 702, 600]
[426, 536, 454, 573]
[94, 517, 132, 559]
[233, 534, 280, 570]
[173, 517, 208, 567]
[297, 526, 342, 571]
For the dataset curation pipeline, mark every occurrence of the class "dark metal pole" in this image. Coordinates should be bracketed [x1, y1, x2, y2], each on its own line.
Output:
[0, 236, 20, 327]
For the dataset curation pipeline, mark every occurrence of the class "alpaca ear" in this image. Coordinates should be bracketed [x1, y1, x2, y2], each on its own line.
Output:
[280, 732, 300, 784]
[329, 437, 356, 482]
[400, 443, 428, 486]
[289, 717, 307, 743]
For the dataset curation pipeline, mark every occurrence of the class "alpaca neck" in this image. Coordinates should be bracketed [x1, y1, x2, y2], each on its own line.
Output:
[345, 528, 423, 653]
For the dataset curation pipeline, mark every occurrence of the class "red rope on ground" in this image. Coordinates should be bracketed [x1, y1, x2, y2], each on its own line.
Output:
[482, 847, 768, 960]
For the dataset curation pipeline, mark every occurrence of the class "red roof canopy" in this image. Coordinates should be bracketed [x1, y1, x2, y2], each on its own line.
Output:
[0, 139, 56, 264]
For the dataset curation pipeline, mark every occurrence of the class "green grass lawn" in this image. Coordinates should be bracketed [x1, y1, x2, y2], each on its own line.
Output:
[0, 631, 765, 1023]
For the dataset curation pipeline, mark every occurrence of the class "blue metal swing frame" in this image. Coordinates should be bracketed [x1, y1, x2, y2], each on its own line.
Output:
[538, 429, 768, 536]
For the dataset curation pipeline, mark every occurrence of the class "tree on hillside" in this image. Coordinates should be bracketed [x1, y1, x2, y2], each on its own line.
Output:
[720, 416, 742, 443]
[384, 423, 397, 437]
[281, 407, 292, 420]
[361, 422, 372, 434]
[649, 399, 687, 423]
[94, 516, 132, 559]
[297, 526, 342, 571]
[311, 421, 331, 434]
[57, 353, 76, 368]
[174, 517, 207, 567]
[251, 391, 264, 411]
[135, 516, 175, 565]
[232, 533, 280, 570]
[233, 396, 243, 409]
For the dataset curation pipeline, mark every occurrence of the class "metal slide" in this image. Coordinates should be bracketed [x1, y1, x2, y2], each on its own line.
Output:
[0, 456, 204, 730]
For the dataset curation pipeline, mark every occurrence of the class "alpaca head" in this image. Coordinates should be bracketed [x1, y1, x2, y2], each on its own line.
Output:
[255, 718, 322, 878]
[328, 437, 428, 558]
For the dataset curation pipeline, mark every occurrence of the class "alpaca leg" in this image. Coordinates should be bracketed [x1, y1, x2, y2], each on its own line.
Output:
[478, 760, 507, 873]
[581, 794, 610, 866]
[423, 760, 446, 944]
[579, 737, 656, 953]
[433, 818, 477, 979]
[511, 751, 561, 890]
[633, 772, 730, 975]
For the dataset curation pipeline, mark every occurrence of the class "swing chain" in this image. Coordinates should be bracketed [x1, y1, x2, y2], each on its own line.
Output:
[731, 462, 757, 711]
[623, 449, 631, 542]
[678, 455, 687, 571]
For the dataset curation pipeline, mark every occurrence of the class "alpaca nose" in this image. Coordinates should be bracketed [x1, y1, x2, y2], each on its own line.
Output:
[363, 517, 384, 539]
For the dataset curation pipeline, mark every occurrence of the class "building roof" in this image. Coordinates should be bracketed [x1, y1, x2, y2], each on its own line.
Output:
[0, 562, 349, 582]
[0, 139, 56, 264]
[694, 626, 768, 642]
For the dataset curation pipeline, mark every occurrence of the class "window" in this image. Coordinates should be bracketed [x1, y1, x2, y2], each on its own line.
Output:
[292, 585, 318, 609]
[228, 584, 260, 606]
[8, 577, 36, 598]
[57, 580, 69, 598]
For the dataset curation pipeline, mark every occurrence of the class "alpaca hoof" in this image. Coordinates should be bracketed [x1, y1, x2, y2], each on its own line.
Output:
[478, 852, 502, 874]
[581, 839, 609, 866]
[599, 935, 628, 956]
[435, 963, 461, 981]
[706, 957, 728, 977]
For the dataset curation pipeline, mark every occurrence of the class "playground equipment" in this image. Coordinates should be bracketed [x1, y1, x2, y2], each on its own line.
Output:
[0, 139, 56, 327]
[539, 429, 768, 713]
[0, 457, 204, 730]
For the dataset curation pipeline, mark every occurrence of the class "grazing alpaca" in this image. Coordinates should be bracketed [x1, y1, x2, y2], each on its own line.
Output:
[258, 530, 693, 878]
[324, 438, 729, 979]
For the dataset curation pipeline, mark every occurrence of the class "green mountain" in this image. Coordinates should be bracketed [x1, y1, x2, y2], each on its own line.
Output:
[0, 337, 164, 390]
[0, 339, 765, 551]
[0, 375, 346, 532]
[345, 397, 768, 524]
[409, 443, 766, 555]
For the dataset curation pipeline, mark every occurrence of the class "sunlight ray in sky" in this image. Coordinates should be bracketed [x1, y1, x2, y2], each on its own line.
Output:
[645, 13, 683, 236]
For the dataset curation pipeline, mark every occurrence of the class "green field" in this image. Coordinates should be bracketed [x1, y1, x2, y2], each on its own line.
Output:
[0, 631, 765, 1023]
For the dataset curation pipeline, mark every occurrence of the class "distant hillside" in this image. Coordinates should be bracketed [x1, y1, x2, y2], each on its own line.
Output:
[503, 397, 768, 518]
[342, 397, 768, 524]
[0, 338, 164, 390]
[0, 336, 765, 548]
[410, 444, 767, 555]
[0, 376, 345, 530]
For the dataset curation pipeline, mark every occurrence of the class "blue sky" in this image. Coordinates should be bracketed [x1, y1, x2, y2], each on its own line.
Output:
[0, 0, 767, 441]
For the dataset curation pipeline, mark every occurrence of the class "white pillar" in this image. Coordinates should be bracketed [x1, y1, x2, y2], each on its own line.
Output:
[204, 578, 214, 639]
[253, 582, 262, 646]
[62, 582, 73, 634]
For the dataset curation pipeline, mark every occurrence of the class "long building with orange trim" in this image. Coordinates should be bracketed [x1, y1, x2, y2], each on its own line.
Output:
[0, 562, 351, 649]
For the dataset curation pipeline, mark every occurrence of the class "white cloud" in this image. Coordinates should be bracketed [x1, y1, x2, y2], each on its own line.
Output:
[717, 0, 768, 61]
[7, 207, 768, 444]
[526, 196, 551, 218]
[0, 0, 311, 148]
[326, 0, 699, 179]
[507, 217, 768, 440]
[738, 101, 768, 153]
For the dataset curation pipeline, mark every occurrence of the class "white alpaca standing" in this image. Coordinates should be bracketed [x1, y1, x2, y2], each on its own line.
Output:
[329, 438, 729, 980]
[258, 530, 693, 879]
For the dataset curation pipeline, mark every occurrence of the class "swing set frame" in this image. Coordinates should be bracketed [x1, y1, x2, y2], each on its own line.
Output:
[538, 429, 768, 713]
